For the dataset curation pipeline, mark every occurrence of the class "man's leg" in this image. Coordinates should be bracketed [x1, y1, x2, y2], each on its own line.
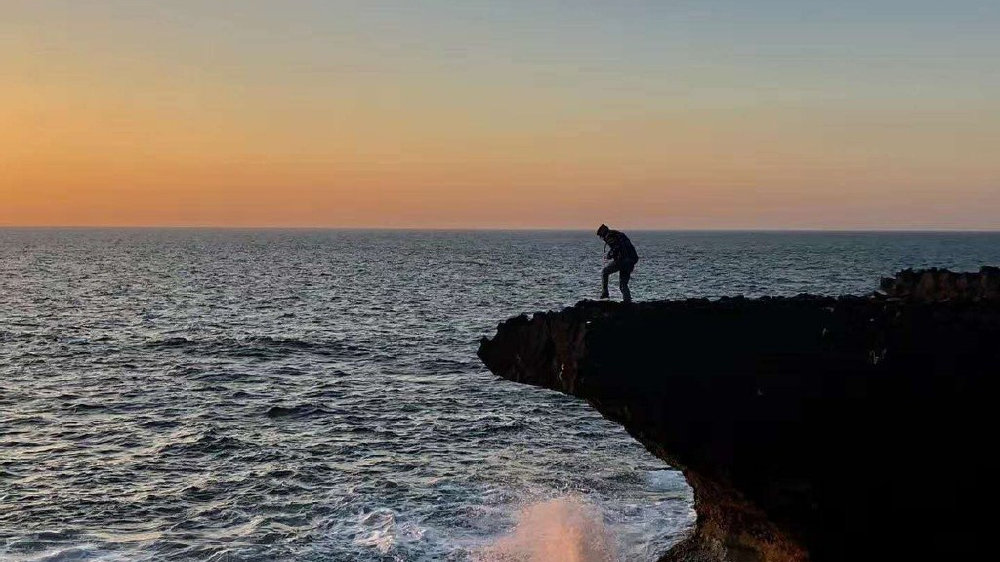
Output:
[619, 263, 633, 303]
[601, 260, 621, 299]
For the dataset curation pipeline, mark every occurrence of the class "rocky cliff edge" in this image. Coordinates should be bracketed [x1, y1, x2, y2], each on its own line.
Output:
[478, 268, 999, 561]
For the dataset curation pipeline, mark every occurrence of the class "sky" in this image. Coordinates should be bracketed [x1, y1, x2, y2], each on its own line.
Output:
[3, 0, 999, 229]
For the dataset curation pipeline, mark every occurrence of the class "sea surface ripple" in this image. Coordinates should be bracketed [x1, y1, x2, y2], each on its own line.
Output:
[2, 229, 999, 561]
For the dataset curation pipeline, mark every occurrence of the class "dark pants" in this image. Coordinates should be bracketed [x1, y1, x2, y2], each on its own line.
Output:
[602, 259, 635, 303]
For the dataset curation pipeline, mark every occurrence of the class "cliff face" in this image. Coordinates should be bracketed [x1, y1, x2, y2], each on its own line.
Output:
[478, 283, 1000, 561]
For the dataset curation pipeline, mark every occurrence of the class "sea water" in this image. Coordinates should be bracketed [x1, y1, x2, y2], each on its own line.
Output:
[3, 229, 999, 561]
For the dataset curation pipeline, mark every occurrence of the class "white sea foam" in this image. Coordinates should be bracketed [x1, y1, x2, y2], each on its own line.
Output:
[476, 497, 618, 562]
[354, 508, 428, 556]
[7, 544, 131, 562]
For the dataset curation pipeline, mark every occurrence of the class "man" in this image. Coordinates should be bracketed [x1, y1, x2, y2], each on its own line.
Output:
[597, 224, 639, 303]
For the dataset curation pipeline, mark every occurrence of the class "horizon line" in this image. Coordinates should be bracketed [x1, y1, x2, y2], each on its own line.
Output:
[2, 225, 1000, 234]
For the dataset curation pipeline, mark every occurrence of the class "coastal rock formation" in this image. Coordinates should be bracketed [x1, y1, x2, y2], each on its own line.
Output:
[478, 273, 999, 561]
[880, 265, 1000, 301]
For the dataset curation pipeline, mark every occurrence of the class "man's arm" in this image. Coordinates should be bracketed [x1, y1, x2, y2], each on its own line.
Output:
[605, 231, 623, 260]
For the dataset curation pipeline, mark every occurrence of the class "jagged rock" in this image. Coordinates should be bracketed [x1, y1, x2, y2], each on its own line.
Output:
[478, 273, 1000, 561]
[880, 266, 1000, 301]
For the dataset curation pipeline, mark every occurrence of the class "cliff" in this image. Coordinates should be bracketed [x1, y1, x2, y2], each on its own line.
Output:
[477, 269, 999, 561]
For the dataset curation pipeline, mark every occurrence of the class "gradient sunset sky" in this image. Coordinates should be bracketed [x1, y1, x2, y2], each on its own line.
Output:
[3, 1, 999, 229]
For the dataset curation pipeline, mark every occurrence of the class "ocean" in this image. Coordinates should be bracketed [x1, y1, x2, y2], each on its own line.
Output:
[3, 229, 999, 561]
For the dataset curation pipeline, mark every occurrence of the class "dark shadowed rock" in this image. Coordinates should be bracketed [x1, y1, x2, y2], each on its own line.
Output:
[880, 265, 1000, 301]
[478, 271, 999, 561]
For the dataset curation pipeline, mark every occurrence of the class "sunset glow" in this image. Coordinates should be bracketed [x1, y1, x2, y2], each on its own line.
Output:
[3, 1, 999, 229]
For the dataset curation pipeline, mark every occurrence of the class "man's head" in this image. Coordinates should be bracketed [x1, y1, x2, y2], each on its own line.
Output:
[596, 224, 610, 239]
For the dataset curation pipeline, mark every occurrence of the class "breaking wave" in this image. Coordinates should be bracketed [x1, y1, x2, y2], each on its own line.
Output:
[477, 497, 618, 562]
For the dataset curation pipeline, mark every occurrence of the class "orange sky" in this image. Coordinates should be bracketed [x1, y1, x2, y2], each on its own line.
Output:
[3, 2, 999, 229]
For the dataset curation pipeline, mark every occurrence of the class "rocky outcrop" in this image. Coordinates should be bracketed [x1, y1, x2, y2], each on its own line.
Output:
[478, 274, 1000, 561]
[880, 266, 1000, 301]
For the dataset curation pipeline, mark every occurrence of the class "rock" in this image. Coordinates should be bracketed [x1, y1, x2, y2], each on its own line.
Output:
[879, 266, 1000, 301]
[478, 273, 1000, 561]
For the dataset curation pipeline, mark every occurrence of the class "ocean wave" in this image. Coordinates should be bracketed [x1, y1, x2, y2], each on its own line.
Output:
[144, 335, 368, 359]
[265, 404, 334, 419]
[153, 430, 251, 456]
[0, 330, 63, 344]
[353, 508, 428, 556]
[476, 497, 618, 562]
[63, 402, 107, 414]
[13, 544, 128, 562]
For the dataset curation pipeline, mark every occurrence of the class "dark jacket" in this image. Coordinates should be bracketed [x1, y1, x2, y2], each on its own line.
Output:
[605, 230, 638, 264]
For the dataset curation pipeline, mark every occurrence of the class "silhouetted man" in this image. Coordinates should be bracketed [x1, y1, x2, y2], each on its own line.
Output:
[597, 224, 638, 303]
